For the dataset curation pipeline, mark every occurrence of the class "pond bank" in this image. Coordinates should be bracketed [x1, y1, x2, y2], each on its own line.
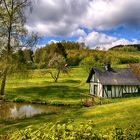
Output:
[0, 100, 79, 120]
[2, 99, 81, 107]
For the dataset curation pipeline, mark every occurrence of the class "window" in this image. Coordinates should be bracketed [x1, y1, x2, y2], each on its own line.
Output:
[107, 85, 111, 91]
[138, 86, 140, 93]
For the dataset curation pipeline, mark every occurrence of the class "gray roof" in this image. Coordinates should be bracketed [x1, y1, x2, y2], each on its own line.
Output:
[87, 67, 140, 85]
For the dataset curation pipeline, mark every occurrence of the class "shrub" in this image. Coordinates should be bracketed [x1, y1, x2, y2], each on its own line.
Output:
[6, 121, 140, 140]
[80, 57, 101, 73]
[14, 98, 25, 103]
[37, 62, 47, 69]
[119, 57, 140, 64]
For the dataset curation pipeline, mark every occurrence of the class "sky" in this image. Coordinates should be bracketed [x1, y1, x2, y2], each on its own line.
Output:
[26, 0, 140, 49]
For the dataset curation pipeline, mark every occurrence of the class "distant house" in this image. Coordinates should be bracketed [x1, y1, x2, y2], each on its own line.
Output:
[86, 64, 140, 98]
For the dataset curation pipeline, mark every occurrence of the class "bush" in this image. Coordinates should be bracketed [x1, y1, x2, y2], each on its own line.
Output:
[37, 62, 47, 69]
[119, 57, 140, 64]
[14, 98, 25, 103]
[7, 121, 140, 140]
[80, 57, 101, 73]
[67, 55, 83, 66]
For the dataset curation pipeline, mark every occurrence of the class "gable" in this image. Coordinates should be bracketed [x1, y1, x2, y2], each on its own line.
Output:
[90, 74, 99, 83]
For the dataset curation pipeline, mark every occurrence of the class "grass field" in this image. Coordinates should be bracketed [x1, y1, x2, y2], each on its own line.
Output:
[5, 67, 88, 105]
[0, 67, 140, 136]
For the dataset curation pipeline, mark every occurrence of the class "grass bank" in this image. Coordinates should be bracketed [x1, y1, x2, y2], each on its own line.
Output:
[0, 96, 140, 135]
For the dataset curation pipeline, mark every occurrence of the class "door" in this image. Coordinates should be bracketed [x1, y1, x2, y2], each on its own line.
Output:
[94, 85, 98, 96]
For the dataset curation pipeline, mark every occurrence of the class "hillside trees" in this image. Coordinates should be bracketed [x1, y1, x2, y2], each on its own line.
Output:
[80, 57, 101, 73]
[34, 42, 67, 68]
[33, 41, 88, 67]
[0, 0, 37, 95]
[23, 48, 33, 63]
[61, 41, 86, 50]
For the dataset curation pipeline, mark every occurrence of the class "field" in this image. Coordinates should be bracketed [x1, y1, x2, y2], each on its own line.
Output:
[5, 67, 88, 105]
[0, 67, 140, 137]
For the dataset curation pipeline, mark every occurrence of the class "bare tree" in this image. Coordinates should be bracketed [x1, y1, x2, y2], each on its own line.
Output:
[47, 53, 68, 83]
[0, 0, 37, 95]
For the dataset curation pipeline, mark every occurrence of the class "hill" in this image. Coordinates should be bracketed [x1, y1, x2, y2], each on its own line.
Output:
[109, 44, 140, 51]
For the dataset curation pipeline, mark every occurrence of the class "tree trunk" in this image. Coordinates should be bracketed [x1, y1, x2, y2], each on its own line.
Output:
[0, 69, 7, 95]
[55, 69, 60, 83]
[0, 2, 12, 95]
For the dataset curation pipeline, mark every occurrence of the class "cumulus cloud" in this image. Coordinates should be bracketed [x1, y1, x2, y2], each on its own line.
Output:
[26, 0, 89, 36]
[25, 0, 140, 48]
[82, 0, 140, 30]
[71, 29, 87, 37]
[26, 0, 140, 35]
[78, 31, 117, 47]
[78, 31, 140, 49]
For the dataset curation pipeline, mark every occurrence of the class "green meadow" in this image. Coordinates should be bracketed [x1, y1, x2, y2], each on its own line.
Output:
[0, 67, 140, 137]
[5, 67, 88, 105]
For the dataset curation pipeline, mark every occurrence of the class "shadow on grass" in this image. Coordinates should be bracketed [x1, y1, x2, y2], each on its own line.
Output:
[40, 79, 82, 85]
[6, 85, 87, 100]
[60, 80, 81, 83]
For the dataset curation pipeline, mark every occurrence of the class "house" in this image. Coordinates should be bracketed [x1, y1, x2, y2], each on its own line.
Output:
[86, 64, 140, 98]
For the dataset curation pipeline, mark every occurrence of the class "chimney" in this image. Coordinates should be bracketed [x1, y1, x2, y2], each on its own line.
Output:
[105, 63, 111, 71]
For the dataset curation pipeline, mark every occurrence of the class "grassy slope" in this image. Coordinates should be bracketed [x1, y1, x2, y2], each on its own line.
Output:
[5, 67, 88, 105]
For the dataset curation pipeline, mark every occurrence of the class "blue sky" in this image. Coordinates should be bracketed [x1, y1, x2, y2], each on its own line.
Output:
[26, 0, 140, 49]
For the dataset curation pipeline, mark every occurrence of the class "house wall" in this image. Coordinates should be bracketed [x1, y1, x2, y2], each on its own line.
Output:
[89, 74, 139, 98]
[89, 74, 103, 97]
[103, 85, 138, 98]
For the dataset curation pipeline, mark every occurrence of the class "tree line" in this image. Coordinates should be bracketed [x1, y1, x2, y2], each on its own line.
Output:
[18, 42, 140, 70]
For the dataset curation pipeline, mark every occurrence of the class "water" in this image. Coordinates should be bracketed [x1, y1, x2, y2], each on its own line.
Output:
[0, 101, 65, 119]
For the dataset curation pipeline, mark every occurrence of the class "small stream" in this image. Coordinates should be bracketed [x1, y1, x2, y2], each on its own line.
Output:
[0, 101, 67, 119]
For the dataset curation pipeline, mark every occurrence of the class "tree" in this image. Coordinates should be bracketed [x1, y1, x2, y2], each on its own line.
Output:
[23, 48, 33, 63]
[47, 53, 68, 82]
[56, 42, 67, 59]
[80, 57, 101, 73]
[33, 42, 68, 69]
[0, 0, 37, 95]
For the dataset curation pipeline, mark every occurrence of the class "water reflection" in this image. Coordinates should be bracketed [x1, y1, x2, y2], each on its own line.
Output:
[0, 101, 64, 119]
[9, 105, 42, 119]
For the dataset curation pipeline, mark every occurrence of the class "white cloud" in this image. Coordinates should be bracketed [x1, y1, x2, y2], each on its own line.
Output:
[48, 40, 59, 44]
[26, 0, 140, 35]
[27, 0, 89, 36]
[25, 0, 140, 48]
[71, 29, 87, 37]
[78, 31, 140, 49]
[82, 0, 140, 30]
[78, 31, 117, 47]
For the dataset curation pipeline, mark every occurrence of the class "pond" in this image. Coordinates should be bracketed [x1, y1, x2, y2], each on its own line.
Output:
[0, 101, 68, 119]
